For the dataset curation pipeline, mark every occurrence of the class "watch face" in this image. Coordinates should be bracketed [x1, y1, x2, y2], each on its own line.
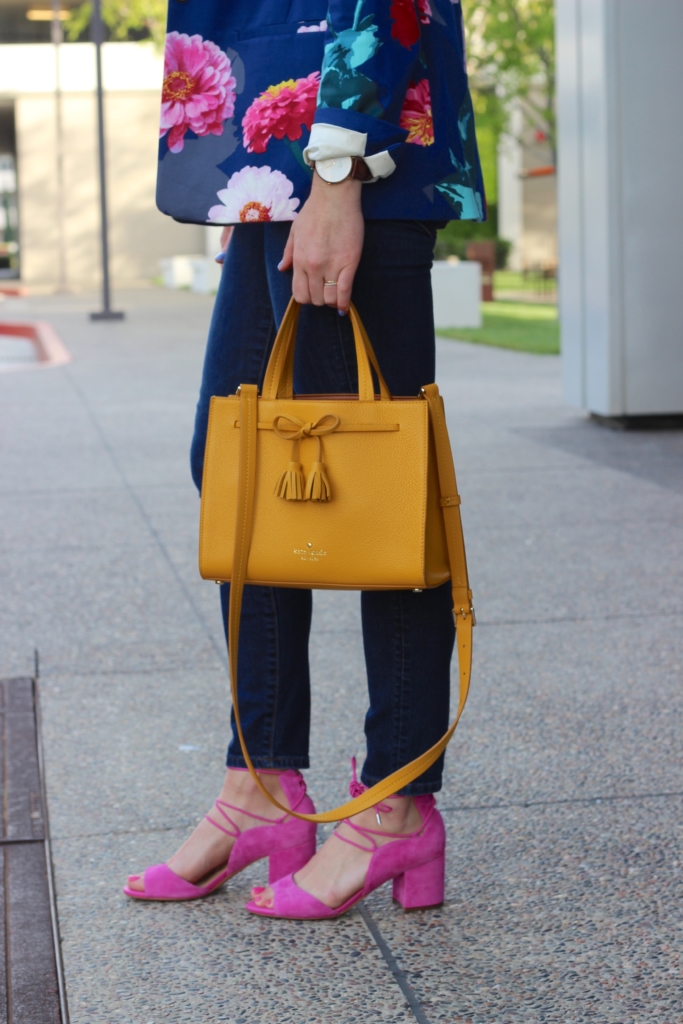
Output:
[316, 156, 352, 183]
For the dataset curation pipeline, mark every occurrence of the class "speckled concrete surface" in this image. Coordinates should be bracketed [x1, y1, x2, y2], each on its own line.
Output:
[1, 289, 681, 1023]
[53, 831, 417, 1024]
[367, 797, 683, 1023]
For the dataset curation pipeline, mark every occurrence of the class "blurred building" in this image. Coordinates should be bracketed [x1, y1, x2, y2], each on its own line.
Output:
[0, 19, 204, 290]
[557, 0, 683, 420]
[498, 105, 557, 274]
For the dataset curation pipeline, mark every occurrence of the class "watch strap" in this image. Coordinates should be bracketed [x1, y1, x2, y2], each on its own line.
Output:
[348, 157, 373, 182]
[313, 156, 373, 184]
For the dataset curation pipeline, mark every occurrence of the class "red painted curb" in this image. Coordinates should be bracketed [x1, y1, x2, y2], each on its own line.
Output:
[0, 321, 72, 373]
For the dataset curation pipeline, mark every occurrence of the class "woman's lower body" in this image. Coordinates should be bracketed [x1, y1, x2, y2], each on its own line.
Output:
[126, 219, 455, 914]
[192, 219, 455, 790]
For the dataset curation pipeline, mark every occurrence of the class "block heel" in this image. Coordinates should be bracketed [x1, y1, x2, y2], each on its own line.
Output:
[246, 777, 448, 921]
[268, 837, 317, 884]
[392, 852, 445, 910]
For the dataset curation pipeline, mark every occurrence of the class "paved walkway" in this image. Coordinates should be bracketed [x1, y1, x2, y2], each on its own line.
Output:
[1, 289, 681, 1024]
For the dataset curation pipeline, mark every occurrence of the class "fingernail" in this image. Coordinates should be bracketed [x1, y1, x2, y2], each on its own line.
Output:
[338, 309, 347, 317]
[277, 260, 283, 269]
[214, 251, 226, 263]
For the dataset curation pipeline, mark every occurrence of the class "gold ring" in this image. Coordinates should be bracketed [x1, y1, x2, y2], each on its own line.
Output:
[323, 280, 338, 287]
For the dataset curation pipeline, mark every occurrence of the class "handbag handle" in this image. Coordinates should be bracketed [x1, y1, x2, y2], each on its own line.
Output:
[262, 298, 391, 402]
[228, 383, 474, 824]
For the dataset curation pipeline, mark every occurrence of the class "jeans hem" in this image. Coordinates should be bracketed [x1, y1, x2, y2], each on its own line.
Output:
[360, 772, 442, 796]
[226, 755, 310, 770]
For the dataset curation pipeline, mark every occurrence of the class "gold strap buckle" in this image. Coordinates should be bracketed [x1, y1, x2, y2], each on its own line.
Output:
[454, 605, 476, 627]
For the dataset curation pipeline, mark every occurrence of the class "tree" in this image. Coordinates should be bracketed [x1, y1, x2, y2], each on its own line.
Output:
[463, 0, 556, 166]
[65, 0, 166, 49]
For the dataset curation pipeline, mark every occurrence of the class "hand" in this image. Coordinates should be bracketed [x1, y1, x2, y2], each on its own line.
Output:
[279, 174, 364, 313]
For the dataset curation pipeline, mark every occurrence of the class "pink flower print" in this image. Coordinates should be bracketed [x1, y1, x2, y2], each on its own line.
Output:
[390, 0, 420, 47]
[242, 73, 320, 155]
[400, 79, 435, 146]
[207, 166, 300, 224]
[160, 32, 237, 154]
[391, 0, 431, 47]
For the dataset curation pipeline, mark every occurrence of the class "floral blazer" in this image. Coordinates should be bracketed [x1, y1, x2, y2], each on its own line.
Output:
[157, 0, 486, 225]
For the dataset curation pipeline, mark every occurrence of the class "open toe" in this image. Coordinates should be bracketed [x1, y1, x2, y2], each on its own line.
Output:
[124, 771, 316, 903]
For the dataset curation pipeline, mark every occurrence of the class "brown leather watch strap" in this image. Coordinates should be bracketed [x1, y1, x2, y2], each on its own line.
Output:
[348, 157, 373, 182]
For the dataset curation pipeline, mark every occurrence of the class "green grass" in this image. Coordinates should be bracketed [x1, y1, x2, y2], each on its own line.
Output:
[437, 301, 560, 355]
[494, 270, 533, 291]
[494, 270, 557, 293]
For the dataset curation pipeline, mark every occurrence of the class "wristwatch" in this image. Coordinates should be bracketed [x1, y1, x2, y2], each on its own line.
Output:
[313, 156, 373, 184]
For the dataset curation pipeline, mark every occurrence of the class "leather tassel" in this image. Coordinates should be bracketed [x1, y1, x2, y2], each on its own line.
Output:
[274, 461, 306, 500]
[305, 461, 332, 502]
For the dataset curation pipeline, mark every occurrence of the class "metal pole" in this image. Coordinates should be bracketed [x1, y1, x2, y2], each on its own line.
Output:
[52, 0, 68, 292]
[90, 0, 123, 320]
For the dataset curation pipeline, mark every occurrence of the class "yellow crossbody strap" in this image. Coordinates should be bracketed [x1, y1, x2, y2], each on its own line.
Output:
[227, 380, 474, 824]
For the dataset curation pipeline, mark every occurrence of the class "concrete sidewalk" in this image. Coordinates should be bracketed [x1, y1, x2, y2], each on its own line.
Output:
[1, 288, 681, 1024]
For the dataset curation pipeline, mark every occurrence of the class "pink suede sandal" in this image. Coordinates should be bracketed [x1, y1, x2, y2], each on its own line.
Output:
[245, 765, 445, 920]
[123, 769, 316, 901]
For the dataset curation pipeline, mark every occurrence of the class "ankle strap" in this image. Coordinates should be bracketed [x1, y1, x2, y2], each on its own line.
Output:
[204, 774, 308, 837]
[348, 756, 392, 815]
[331, 759, 435, 853]
[333, 801, 435, 853]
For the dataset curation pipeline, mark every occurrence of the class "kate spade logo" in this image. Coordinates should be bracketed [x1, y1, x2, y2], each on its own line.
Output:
[294, 542, 327, 562]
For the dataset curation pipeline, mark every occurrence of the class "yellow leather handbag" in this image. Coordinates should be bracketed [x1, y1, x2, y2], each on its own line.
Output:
[199, 298, 474, 822]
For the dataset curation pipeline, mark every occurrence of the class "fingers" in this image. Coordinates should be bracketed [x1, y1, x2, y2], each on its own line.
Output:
[308, 267, 326, 307]
[285, 221, 355, 308]
[323, 281, 338, 308]
[293, 265, 353, 310]
[293, 244, 325, 305]
[292, 265, 312, 305]
[279, 231, 294, 272]
[335, 264, 355, 314]
[219, 225, 233, 251]
[296, 268, 350, 309]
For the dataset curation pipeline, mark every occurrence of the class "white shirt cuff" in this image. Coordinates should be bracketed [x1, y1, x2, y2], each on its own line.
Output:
[303, 123, 396, 182]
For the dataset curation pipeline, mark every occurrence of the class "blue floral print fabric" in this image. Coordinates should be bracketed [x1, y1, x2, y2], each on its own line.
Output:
[156, 0, 486, 225]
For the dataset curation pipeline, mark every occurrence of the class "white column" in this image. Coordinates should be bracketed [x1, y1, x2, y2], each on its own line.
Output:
[557, 0, 683, 417]
[497, 106, 523, 272]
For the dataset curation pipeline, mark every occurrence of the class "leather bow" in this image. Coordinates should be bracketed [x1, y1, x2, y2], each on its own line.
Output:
[272, 414, 341, 443]
[272, 414, 340, 502]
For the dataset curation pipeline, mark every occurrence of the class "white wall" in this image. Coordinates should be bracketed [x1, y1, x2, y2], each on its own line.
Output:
[497, 107, 523, 272]
[557, 0, 683, 416]
[2, 43, 204, 290]
[0, 41, 164, 93]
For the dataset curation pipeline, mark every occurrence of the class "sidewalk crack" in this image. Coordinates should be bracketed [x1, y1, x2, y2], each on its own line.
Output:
[358, 902, 432, 1024]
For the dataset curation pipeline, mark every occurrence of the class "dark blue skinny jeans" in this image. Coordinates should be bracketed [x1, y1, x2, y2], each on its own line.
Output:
[190, 220, 454, 794]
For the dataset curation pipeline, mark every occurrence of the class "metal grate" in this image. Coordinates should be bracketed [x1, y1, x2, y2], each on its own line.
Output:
[0, 678, 65, 1024]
